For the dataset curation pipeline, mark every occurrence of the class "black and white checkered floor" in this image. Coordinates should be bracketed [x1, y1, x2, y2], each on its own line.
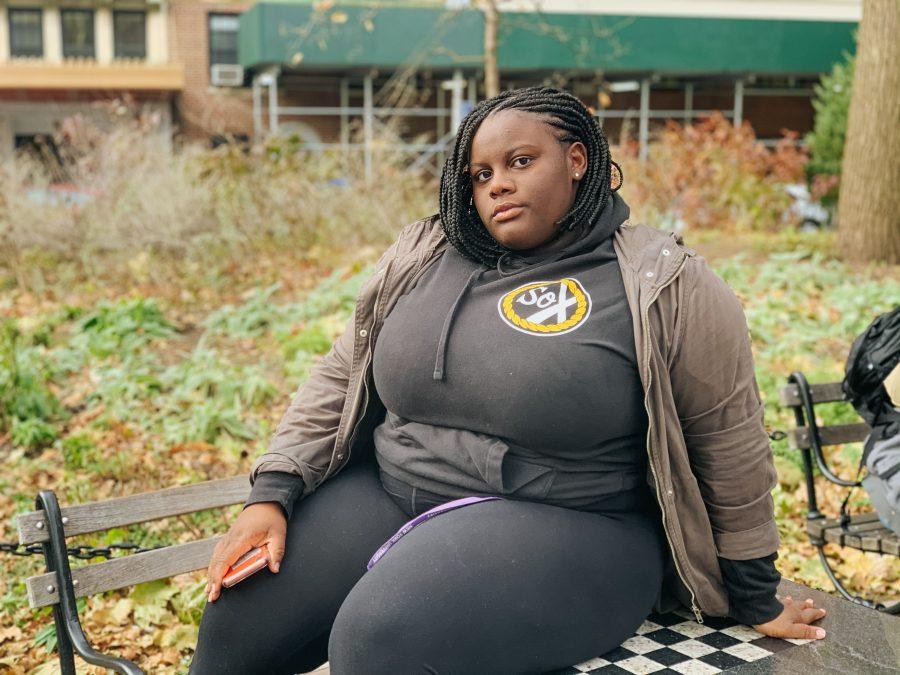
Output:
[548, 608, 812, 674]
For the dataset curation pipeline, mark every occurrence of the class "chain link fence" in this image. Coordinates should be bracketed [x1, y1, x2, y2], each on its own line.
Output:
[0, 541, 163, 560]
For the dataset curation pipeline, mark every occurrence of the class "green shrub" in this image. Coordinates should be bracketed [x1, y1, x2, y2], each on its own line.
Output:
[0, 319, 61, 430]
[804, 46, 855, 205]
[11, 417, 58, 451]
[280, 318, 337, 361]
[74, 298, 175, 358]
[205, 267, 368, 341]
[203, 283, 285, 337]
[59, 433, 100, 470]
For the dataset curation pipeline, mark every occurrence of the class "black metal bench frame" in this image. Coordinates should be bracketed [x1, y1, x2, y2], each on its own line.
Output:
[33, 490, 143, 674]
[17, 476, 250, 674]
[783, 371, 899, 614]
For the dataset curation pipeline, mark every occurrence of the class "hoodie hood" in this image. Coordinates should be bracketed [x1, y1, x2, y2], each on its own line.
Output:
[433, 191, 631, 381]
[494, 190, 631, 278]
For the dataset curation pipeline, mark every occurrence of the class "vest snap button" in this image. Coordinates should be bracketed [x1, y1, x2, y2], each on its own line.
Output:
[662, 249, 670, 256]
[646, 271, 654, 278]
[359, 329, 368, 338]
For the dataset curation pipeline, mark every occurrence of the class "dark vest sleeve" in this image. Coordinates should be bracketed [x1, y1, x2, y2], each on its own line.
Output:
[718, 553, 783, 625]
[244, 471, 304, 520]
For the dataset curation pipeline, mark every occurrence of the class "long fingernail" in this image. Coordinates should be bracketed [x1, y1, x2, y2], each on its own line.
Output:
[815, 628, 826, 638]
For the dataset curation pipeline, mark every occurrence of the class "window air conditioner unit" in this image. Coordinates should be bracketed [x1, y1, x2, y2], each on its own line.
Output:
[211, 64, 244, 87]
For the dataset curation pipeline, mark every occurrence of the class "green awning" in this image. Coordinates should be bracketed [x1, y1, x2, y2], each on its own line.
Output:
[239, 2, 856, 75]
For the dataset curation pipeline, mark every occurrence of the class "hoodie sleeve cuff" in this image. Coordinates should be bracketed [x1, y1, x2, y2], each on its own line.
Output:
[244, 471, 304, 520]
[719, 553, 784, 626]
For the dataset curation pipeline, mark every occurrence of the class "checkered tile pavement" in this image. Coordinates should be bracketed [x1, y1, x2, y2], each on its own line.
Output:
[548, 608, 811, 674]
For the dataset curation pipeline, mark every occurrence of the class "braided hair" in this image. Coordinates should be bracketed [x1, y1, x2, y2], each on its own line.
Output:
[438, 86, 622, 267]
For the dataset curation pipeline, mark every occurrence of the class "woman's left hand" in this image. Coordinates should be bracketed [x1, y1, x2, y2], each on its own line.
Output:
[752, 595, 827, 640]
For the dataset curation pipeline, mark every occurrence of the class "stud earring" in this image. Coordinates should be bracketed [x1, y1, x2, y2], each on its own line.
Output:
[574, 172, 580, 178]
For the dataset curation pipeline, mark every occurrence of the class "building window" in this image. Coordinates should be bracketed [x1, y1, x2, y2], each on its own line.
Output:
[8, 7, 43, 58]
[208, 13, 240, 68]
[61, 9, 95, 59]
[113, 10, 146, 59]
[15, 134, 67, 181]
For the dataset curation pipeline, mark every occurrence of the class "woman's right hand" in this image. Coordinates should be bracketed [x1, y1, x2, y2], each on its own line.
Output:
[205, 502, 287, 602]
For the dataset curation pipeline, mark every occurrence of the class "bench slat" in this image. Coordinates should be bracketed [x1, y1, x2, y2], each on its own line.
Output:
[18, 477, 249, 545]
[809, 513, 897, 554]
[860, 528, 895, 553]
[808, 513, 881, 545]
[26, 537, 223, 609]
[787, 423, 870, 450]
[779, 382, 846, 407]
[844, 521, 885, 548]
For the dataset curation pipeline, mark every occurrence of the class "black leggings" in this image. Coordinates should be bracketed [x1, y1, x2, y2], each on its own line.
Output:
[190, 456, 666, 674]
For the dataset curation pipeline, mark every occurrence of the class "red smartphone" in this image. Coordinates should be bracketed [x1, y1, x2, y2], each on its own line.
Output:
[222, 546, 270, 588]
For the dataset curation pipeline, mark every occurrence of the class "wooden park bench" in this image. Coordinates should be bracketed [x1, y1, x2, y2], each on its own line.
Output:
[15, 476, 836, 675]
[780, 371, 899, 614]
[16, 407, 896, 673]
[16, 477, 251, 674]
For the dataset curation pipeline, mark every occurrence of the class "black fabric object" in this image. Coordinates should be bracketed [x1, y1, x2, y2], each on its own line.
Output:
[718, 553, 784, 625]
[244, 471, 303, 519]
[842, 305, 900, 467]
[843, 305, 900, 427]
[197, 456, 667, 674]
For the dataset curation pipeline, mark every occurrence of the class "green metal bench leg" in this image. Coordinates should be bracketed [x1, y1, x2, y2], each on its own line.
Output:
[36, 490, 145, 675]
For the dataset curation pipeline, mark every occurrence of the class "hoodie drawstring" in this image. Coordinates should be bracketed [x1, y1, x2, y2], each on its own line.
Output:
[496, 250, 516, 278]
[433, 267, 484, 381]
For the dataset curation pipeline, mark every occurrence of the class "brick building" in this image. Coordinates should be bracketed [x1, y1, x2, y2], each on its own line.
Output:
[0, 0, 181, 156]
[168, 0, 254, 141]
[0, 0, 257, 155]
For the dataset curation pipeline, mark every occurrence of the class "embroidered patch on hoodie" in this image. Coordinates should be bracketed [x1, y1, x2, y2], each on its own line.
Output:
[498, 278, 592, 336]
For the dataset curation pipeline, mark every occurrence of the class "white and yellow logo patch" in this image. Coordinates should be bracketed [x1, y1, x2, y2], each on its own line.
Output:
[498, 278, 591, 336]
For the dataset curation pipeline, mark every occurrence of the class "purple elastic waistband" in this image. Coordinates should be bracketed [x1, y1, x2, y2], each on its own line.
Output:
[366, 495, 503, 571]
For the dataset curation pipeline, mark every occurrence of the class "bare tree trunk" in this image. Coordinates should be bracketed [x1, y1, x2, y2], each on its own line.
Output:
[837, 0, 900, 263]
[479, 0, 500, 98]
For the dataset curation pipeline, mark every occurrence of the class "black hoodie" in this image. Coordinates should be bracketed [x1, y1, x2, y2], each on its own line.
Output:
[371, 190, 650, 509]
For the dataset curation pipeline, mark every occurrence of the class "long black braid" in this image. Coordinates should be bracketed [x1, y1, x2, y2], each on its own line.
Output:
[438, 86, 623, 267]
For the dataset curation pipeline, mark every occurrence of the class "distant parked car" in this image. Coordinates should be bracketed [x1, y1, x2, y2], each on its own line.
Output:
[25, 184, 99, 208]
[784, 183, 831, 232]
